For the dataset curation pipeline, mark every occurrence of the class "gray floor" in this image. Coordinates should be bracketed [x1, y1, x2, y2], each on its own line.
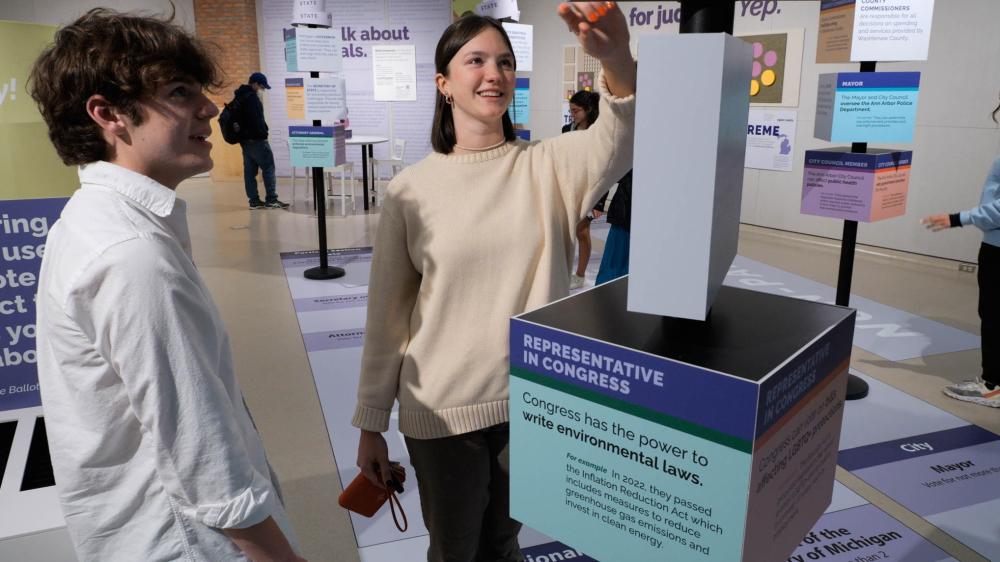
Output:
[6, 176, 996, 562]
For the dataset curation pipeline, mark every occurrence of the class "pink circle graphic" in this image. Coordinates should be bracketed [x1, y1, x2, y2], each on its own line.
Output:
[752, 61, 762, 77]
[764, 50, 778, 67]
[753, 42, 764, 58]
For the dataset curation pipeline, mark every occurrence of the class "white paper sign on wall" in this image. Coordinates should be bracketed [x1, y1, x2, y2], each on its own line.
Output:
[372, 45, 417, 102]
[501, 22, 532, 72]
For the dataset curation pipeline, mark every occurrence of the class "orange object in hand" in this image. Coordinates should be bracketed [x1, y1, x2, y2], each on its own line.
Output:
[338, 462, 408, 531]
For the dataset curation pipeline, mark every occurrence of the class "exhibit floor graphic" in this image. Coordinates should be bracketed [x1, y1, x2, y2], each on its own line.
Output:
[724, 256, 980, 362]
[283, 248, 992, 562]
[279, 248, 557, 561]
[838, 370, 1000, 561]
[787, 482, 955, 562]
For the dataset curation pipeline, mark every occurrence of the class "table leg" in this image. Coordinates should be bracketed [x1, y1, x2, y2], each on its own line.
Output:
[361, 144, 370, 211]
[368, 144, 375, 206]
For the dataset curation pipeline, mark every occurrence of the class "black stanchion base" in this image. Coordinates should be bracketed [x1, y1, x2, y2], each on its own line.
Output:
[845, 373, 870, 401]
[304, 265, 345, 280]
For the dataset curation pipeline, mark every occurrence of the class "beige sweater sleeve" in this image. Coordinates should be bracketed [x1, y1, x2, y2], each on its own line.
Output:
[351, 198, 420, 432]
[544, 73, 636, 220]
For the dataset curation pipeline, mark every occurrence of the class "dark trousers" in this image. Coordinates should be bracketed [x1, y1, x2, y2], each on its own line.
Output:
[980, 242, 999, 385]
[405, 424, 524, 562]
[240, 139, 277, 203]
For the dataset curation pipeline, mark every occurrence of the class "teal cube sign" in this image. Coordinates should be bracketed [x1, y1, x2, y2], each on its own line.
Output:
[814, 72, 920, 143]
[510, 279, 855, 561]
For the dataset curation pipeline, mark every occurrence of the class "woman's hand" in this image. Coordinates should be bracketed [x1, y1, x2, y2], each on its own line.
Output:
[558, 2, 636, 96]
[558, 2, 630, 62]
[357, 430, 391, 488]
[921, 214, 952, 232]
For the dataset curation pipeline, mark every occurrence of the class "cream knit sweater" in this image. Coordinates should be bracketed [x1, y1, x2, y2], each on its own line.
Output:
[352, 79, 635, 439]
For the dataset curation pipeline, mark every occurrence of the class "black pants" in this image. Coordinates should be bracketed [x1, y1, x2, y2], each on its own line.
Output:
[980, 242, 999, 385]
[405, 424, 524, 562]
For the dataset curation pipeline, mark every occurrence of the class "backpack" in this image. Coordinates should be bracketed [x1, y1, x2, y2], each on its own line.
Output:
[219, 96, 244, 144]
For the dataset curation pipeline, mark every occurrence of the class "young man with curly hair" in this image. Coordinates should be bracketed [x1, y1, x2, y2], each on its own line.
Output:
[30, 9, 305, 561]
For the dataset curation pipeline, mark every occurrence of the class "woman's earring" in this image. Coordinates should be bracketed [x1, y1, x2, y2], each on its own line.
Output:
[444, 93, 453, 105]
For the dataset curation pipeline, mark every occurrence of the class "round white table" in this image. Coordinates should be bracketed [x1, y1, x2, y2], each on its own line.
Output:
[346, 135, 388, 211]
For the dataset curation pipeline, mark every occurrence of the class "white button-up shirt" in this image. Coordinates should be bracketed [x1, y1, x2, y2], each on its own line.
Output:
[36, 162, 299, 561]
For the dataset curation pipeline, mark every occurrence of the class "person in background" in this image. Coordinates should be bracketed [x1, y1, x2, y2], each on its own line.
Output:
[595, 169, 632, 285]
[562, 89, 603, 289]
[30, 9, 306, 560]
[353, 3, 636, 560]
[235, 72, 290, 210]
[921, 99, 1000, 408]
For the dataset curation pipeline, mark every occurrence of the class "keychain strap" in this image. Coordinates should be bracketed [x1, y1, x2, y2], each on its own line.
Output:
[387, 490, 408, 532]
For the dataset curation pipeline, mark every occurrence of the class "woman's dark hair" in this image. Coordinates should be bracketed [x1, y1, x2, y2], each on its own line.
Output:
[993, 92, 1000, 124]
[431, 14, 517, 154]
[569, 90, 600, 128]
[28, 7, 222, 165]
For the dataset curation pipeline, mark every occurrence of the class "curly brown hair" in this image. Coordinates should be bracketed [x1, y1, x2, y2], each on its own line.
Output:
[28, 8, 223, 165]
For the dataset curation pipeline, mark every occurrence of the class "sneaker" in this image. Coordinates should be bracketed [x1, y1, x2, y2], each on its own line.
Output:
[569, 274, 586, 290]
[249, 200, 266, 210]
[943, 377, 1000, 408]
[264, 199, 290, 209]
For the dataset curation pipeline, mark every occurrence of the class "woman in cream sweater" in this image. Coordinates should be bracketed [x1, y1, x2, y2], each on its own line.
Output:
[353, 3, 636, 559]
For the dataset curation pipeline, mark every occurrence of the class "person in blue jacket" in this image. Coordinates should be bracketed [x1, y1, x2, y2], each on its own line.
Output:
[235, 72, 289, 210]
[923, 142, 1000, 408]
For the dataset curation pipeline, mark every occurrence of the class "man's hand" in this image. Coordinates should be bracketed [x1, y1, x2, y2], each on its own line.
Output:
[921, 214, 952, 232]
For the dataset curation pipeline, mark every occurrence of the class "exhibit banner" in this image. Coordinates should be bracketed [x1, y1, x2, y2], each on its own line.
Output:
[305, 77, 348, 121]
[511, 77, 529, 126]
[372, 45, 417, 102]
[814, 72, 920, 143]
[745, 108, 797, 172]
[288, 125, 345, 167]
[510, 280, 855, 562]
[502, 22, 532, 72]
[285, 77, 306, 119]
[284, 27, 343, 73]
[0, 198, 66, 412]
[263, 0, 450, 177]
[817, 0, 934, 63]
[291, 0, 332, 27]
[801, 148, 912, 222]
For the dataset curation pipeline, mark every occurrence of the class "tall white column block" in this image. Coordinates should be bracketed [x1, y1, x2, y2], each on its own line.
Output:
[628, 33, 751, 321]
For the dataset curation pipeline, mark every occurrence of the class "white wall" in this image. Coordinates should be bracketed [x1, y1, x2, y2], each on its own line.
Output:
[0, 0, 195, 29]
[520, 0, 1000, 263]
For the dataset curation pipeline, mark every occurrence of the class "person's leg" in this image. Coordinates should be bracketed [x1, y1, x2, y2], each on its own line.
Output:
[571, 217, 592, 289]
[945, 242, 1000, 406]
[575, 217, 592, 278]
[978, 242, 998, 387]
[241, 143, 262, 205]
[259, 141, 279, 203]
[405, 432, 491, 562]
[595, 225, 630, 285]
[475, 424, 523, 562]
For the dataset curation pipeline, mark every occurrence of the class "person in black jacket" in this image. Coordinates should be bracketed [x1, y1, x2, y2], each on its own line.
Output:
[595, 169, 632, 285]
[236, 72, 288, 209]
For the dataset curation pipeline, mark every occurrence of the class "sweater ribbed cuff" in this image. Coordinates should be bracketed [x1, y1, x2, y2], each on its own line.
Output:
[399, 399, 510, 439]
[351, 404, 391, 432]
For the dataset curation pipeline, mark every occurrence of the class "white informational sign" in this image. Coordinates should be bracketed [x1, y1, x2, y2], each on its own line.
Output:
[745, 108, 797, 172]
[292, 0, 332, 27]
[371, 45, 417, 102]
[476, 0, 519, 21]
[305, 77, 347, 121]
[284, 27, 343, 73]
[502, 22, 532, 72]
[851, 0, 935, 62]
